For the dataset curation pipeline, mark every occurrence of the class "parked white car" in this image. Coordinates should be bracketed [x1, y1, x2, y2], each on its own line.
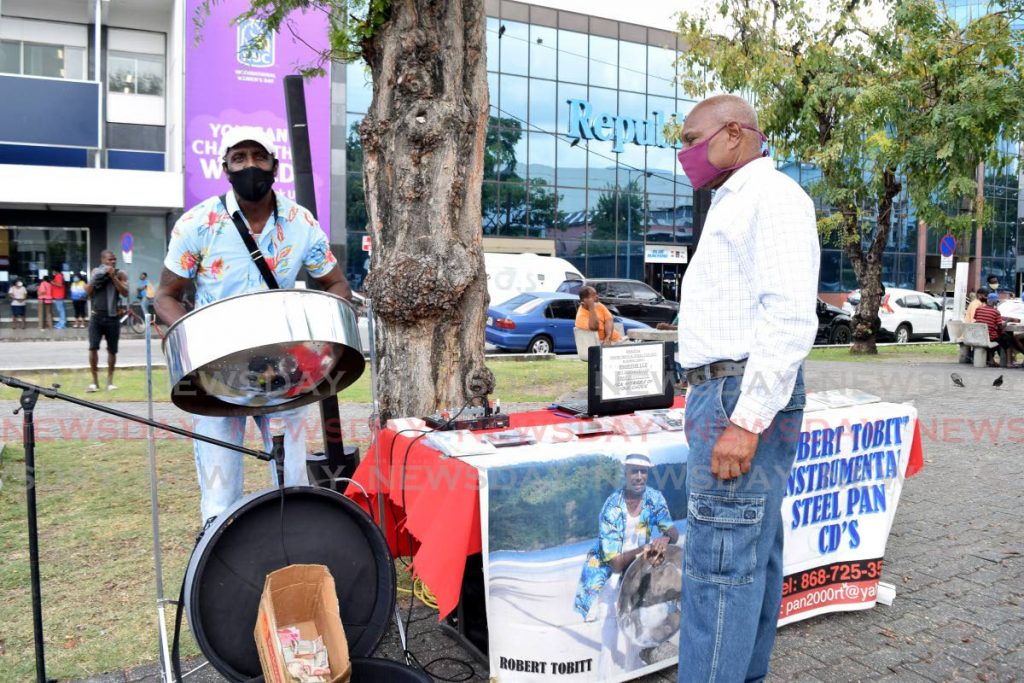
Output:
[843, 288, 945, 343]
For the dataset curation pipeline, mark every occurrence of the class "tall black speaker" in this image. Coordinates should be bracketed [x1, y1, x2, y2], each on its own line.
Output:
[283, 75, 318, 218]
[283, 74, 346, 467]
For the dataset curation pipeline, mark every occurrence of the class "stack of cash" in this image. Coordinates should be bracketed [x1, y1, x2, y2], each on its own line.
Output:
[276, 627, 332, 682]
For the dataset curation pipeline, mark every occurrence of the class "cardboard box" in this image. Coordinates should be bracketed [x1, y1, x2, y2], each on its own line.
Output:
[255, 564, 352, 683]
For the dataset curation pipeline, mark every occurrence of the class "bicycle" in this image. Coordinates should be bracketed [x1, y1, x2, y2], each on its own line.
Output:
[120, 301, 165, 339]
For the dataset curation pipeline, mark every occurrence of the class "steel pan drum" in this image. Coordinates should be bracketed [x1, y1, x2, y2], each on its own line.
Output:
[617, 544, 683, 648]
[164, 289, 364, 416]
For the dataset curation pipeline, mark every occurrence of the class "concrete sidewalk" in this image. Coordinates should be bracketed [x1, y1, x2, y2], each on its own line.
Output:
[42, 358, 1024, 682]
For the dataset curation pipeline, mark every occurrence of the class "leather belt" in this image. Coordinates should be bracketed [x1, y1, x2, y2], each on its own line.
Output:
[685, 359, 747, 387]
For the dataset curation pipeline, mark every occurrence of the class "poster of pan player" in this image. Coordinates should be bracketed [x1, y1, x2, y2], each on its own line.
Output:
[479, 444, 688, 682]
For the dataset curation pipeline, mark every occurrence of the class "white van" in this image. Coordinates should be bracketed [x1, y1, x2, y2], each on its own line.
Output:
[484, 253, 583, 307]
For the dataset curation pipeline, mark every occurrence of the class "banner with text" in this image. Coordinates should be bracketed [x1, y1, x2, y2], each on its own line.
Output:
[185, 0, 330, 232]
[778, 401, 918, 625]
[477, 402, 920, 681]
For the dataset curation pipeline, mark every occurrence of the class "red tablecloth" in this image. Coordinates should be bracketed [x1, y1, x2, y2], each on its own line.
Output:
[347, 398, 924, 619]
[347, 405, 597, 618]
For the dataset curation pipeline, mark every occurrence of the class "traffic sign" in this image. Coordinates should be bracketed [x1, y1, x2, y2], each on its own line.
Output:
[939, 234, 956, 270]
[361, 235, 372, 252]
[939, 234, 956, 258]
[121, 232, 134, 265]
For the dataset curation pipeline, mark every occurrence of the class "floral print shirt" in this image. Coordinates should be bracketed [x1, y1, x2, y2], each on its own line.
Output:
[573, 486, 674, 619]
[164, 192, 337, 308]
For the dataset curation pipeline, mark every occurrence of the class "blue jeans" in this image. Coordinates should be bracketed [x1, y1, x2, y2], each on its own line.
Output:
[192, 406, 310, 522]
[678, 369, 805, 683]
[53, 300, 66, 329]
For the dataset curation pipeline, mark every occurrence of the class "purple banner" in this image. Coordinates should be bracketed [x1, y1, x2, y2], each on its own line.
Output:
[185, 1, 331, 234]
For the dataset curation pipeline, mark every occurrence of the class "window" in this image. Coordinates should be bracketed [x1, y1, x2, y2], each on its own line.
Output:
[604, 280, 632, 298]
[1, 40, 21, 74]
[589, 36, 617, 88]
[631, 282, 659, 300]
[558, 30, 588, 84]
[899, 295, 920, 309]
[619, 40, 646, 93]
[499, 21, 529, 76]
[546, 300, 577, 319]
[108, 51, 164, 95]
[509, 295, 545, 315]
[556, 280, 582, 294]
[24, 42, 63, 78]
[0, 40, 85, 79]
[529, 25, 557, 80]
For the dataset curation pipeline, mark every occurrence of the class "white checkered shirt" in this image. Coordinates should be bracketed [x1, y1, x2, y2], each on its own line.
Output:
[677, 156, 820, 433]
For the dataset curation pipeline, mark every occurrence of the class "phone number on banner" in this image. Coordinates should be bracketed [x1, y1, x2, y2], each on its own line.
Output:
[779, 558, 885, 622]
[783, 558, 884, 596]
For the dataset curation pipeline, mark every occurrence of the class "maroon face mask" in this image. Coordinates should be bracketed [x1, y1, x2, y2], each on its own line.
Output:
[676, 124, 768, 190]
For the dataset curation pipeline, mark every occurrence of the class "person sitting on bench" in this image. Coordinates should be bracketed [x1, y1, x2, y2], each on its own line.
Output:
[974, 293, 1023, 367]
[576, 285, 621, 345]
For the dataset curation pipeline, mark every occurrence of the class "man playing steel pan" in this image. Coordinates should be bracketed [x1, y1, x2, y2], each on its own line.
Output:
[154, 125, 353, 523]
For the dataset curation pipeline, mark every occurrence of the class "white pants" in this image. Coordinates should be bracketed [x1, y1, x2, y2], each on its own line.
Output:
[191, 406, 309, 522]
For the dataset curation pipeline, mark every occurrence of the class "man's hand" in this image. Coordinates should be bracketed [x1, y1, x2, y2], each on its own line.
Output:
[644, 537, 670, 567]
[711, 422, 759, 480]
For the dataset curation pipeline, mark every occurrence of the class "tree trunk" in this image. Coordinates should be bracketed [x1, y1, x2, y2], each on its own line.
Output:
[360, 0, 493, 420]
[846, 169, 902, 355]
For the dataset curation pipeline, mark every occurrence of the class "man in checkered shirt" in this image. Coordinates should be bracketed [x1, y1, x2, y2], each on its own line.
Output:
[674, 95, 820, 682]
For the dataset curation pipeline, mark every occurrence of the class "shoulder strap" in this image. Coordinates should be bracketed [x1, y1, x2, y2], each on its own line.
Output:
[221, 194, 279, 290]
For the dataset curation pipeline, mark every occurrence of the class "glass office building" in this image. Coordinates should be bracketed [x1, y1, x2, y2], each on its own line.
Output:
[341, 0, 1021, 298]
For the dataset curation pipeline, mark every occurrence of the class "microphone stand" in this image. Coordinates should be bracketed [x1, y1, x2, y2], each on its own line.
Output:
[0, 373, 274, 683]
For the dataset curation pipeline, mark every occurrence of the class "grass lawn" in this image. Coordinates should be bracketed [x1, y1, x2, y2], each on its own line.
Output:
[807, 343, 959, 363]
[0, 359, 588, 405]
[0, 440, 212, 680]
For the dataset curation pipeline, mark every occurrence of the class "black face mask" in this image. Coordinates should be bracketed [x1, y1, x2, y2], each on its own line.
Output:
[227, 166, 275, 202]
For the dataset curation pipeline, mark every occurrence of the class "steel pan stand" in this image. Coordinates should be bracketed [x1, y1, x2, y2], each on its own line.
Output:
[0, 373, 275, 683]
[142, 314, 174, 683]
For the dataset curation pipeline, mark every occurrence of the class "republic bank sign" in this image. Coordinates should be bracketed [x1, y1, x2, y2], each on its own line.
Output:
[566, 98, 684, 153]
